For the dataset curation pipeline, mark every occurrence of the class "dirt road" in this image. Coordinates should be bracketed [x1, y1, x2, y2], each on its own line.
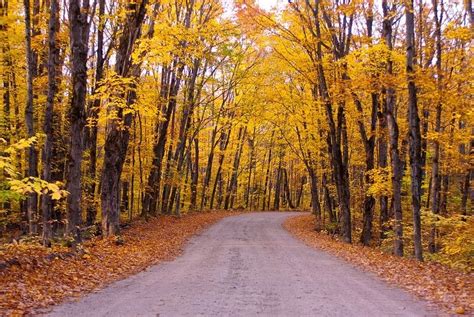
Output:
[47, 212, 433, 316]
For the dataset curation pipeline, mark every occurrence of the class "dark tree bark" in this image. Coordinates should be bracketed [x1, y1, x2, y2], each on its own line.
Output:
[322, 172, 335, 223]
[461, 170, 472, 215]
[1, 0, 9, 143]
[307, 166, 321, 226]
[210, 127, 232, 209]
[85, 0, 106, 226]
[129, 123, 136, 220]
[466, 0, 474, 26]
[273, 157, 282, 211]
[406, 0, 423, 261]
[200, 95, 230, 210]
[314, 0, 352, 243]
[225, 126, 246, 210]
[23, 0, 39, 235]
[245, 128, 256, 209]
[295, 121, 321, 226]
[282, 168, 294, 209]
[378, 111, 389, 240]
[141, 66, 170, 217]
[160, 104, 176, 214]
[382, 0, 404, 257]
[429, 0, 444, 253]
[67, 0, 91, 241]
[101, 0, 148, 237]
[164, 59, 201, 215]
[439, 174, 449, 214]
[355, 8, 378, 246]
[200, 123, 218, 210]
[41, 0, 60, 245]
[261, 131, 274, 211]
[143, 62, 186, 216]
[354, 93, 377, 246]
[121, 179, 129, 214]
[1, 0, 11, 212]
[189, 137, 199, 211]
[296, 176, 306, 208]
[143, 1, 194, 217]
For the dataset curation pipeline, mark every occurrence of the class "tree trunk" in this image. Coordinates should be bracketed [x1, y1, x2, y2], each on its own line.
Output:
[262, 131, 274, 210]
[1, 0, 11, 212]
[165, 59, 200, 215]
[23, 0, 39, 235]
[356, 93, 377, 246]
[439, 174, 449, 214]
[41, 0, 60, 245]
[189, 137, 199, 211]
[429, 0, 444, 254]
[200, 98, 230, 210]
[406, 0, 423, 261]
[282, 168, 294, 209]
[143, 63, 184, 216]
[322, 173, 335, 223]
[461, 170, 471, 215]
[311, 0, 351, 242]
[161, 109, 176, 215]
[101, 0, 148, 237]
[308, 166, 321, 229]
[245, 128, 255, 209]
[67, 0, 90, 241]
[85, 0, 105, 226]
[378, 112, 389, 240]
[296, 176, 306, 208]
[273, 158, 282, 211]
[210, 127, 231, 209]
[383, 0, 404, 257]
[225, 126, 246, 210]
[200, 125, 217, 210]
[121, 180, 129, 214]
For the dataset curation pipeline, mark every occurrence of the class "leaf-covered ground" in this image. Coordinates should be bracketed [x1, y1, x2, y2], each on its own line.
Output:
[0, 211, 239, 316]
[283, 214, 474, 315]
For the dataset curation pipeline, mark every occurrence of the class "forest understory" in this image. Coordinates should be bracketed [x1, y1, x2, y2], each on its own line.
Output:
[284, 214, 474, 315]
[1, 211, 472, 316]
[0, 211, 241, 316]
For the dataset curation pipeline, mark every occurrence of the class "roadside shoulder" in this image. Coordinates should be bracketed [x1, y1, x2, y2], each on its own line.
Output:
[283, 214, 473, 316]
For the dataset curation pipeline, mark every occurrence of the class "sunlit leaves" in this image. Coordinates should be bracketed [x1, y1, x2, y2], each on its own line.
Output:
[9, 179, 68, 200]
[0, 137, 68, 206]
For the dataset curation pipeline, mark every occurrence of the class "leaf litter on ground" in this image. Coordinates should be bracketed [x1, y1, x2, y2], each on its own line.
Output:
[283, 214, 474, 316]
[0, 211, 240, 316]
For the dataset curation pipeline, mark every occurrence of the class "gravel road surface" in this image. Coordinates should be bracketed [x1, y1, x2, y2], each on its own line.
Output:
[47, 212, 434, 317]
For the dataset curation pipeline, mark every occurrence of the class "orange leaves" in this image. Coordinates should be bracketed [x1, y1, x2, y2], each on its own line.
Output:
[284, 214, 474, 316]
[0, 211, 238, 316]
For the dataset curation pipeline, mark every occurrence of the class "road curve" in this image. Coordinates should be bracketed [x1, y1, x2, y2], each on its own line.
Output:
[47, 212, 433, 317]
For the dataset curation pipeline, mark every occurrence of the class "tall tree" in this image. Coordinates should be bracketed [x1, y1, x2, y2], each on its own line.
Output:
[67, 0, 90, 241]
[225, 126, 246, 210]
[382, 0, 404, 257]
[405, 0, 423, 261]
[428, 0, 444, 253]
[357, 1, 378, 246]
[41, 0, 60, 245]
[85, 0, 106, 226]
[23, 0, 39, 234]
[314, 0, 352, 243]
[101, 0, 148, 236]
